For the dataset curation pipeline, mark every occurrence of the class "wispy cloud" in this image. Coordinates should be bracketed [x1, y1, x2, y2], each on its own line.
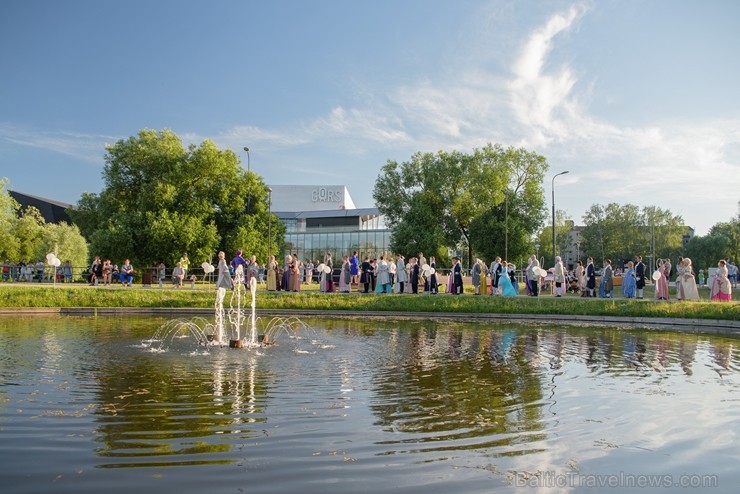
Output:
[0, 124, 114, 164]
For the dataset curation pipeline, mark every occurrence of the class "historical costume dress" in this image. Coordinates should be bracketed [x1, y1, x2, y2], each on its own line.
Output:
[599, 264, 613, 298]
[500, 264, 517, 297]
[339, 259, 351, 293]
[281, 257, 292, 291]
[446, 264, 455, 294]
[217, 257, 234, 290]
[553, 259, 565, 297]
[291, 260, 301, 292]
[489, 259, 501, 296]
[375, 259, 390, 293]
[471, 262, 481, 295]
[679, 259, 700, 301]
[710, 263, 732, 302]
[655, 262, 670, 300]
[526, 258, 540, 296]
[622, 266, 636, 298]
[266, 259, 278, 291]
[575, 263, 584, 297]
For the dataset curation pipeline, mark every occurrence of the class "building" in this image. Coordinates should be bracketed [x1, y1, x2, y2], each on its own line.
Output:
[271, 185, 390, 263]
[8, 191, 73, 224]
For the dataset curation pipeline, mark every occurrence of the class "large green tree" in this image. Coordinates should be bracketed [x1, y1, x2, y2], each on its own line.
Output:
[684, 201, 740, 272]
[373, 144, 548, 268]
[1, 178, 88, 274]
[580, 203, 686, 268]
[70, 129, 283, 270]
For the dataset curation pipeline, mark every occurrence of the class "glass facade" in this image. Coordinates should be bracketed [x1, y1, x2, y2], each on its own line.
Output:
[284, 229, 391, 264]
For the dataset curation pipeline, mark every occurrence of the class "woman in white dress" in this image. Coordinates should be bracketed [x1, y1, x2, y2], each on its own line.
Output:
[677, 258, 700, 301]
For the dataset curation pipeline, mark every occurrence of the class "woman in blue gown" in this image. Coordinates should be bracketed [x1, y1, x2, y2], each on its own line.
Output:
[500, 262, 518, 297]
[622, 261, 636, 299]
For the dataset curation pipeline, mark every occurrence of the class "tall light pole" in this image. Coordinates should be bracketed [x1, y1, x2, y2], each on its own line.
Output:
[504, 189, 509, 261]
[244, 146, 251, 212]
[267, 187, 272, 261]
[552, 170, 569, 266]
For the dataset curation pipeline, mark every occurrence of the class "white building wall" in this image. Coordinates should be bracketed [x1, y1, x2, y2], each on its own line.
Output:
[270, 185, 356, 212]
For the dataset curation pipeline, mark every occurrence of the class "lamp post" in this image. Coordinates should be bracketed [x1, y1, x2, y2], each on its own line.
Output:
[267, 187, 272, 261]
[551, 170, 569, 266]
[244, 146, 251, 212]
[504, 189, 509, 261]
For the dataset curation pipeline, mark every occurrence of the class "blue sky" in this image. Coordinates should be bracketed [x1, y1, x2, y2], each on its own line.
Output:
[1, 0, 739, 235]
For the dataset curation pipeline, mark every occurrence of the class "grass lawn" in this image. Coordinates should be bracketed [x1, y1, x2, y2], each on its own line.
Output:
[0, 281, 737, 321]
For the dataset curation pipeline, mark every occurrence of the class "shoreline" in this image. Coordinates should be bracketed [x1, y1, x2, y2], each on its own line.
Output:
[2, 306, 738, 337]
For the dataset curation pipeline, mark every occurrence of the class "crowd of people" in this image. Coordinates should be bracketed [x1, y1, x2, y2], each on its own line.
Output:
[2, 250, 735, 303]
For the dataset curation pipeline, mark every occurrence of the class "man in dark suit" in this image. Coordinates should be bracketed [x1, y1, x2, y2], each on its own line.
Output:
[410, 258, 420, 294]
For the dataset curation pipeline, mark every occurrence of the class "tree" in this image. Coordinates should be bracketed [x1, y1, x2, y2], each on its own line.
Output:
[685, 202, 740, 271]
[373, 144, 548, 268]
[69, 129, 283, 270]
[580, 203, 686, 268]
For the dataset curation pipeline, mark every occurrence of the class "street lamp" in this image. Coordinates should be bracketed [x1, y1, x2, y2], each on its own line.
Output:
[243, 147, 250, 173]
[267, 187, 272, 261]
[552, 170, 569, 265]
[244, 146, 251, 212]
[504, 189, 509, 261]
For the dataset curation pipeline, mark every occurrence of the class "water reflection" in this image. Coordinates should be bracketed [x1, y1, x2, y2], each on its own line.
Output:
[0, 316, 738, 494]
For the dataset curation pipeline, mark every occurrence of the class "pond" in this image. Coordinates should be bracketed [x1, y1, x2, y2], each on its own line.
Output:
[0, 316, 738, 493]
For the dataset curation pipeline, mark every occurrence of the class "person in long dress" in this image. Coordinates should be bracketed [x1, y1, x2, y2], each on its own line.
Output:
[446, 261, 455, 294]
[526, 255, 540, 296]
[655, 259, 670, 300]
[622, 261, 636, 298]
[499, 261, 517, 297]
[217, 251, 234, 290]
[410, 257, 420, 294]
[710, 259, 732, 302]
[291, 254, 301, 292]
[553, 256, 566, 297]
[574, 260, 584, 297]
[281, 254, 292, 291]
[678, 257, 700, 301]
[472, 258, 482, 295]
[375, 256, 391, 293]
[266, 255, 278, 291]
[339, 255, 351, 293]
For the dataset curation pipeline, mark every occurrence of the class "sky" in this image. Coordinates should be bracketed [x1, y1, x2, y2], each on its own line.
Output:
[1, 0, 739, 235]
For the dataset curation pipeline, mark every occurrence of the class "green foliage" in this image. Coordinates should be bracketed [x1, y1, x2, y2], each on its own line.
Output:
[685, 202, 740, 271]
[0, 178, 88, 272]
[580, 203, 686, 266]
[373, 144, 548, 268]
[68, 129, 284, 268]
[0, 285, 736, 321]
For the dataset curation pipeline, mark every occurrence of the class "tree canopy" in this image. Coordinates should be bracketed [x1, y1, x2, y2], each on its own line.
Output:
[0, 178, 88, 273]
[579, 203, 686, 269]
[70, 129, 283, 270]
[373, 144, 548, 268]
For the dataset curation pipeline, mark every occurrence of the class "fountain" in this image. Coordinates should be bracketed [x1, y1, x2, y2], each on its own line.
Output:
[144, 264, 314, 352]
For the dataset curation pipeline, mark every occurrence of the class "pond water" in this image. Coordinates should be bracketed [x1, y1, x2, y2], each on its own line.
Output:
[0, 316, 738, 493]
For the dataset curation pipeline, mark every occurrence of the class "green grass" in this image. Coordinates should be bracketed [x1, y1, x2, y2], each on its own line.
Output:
[0, 282, 737, 321]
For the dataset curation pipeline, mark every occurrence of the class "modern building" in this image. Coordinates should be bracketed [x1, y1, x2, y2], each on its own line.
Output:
[8, 191, 73, 224]
[271, 185, 390, 263]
